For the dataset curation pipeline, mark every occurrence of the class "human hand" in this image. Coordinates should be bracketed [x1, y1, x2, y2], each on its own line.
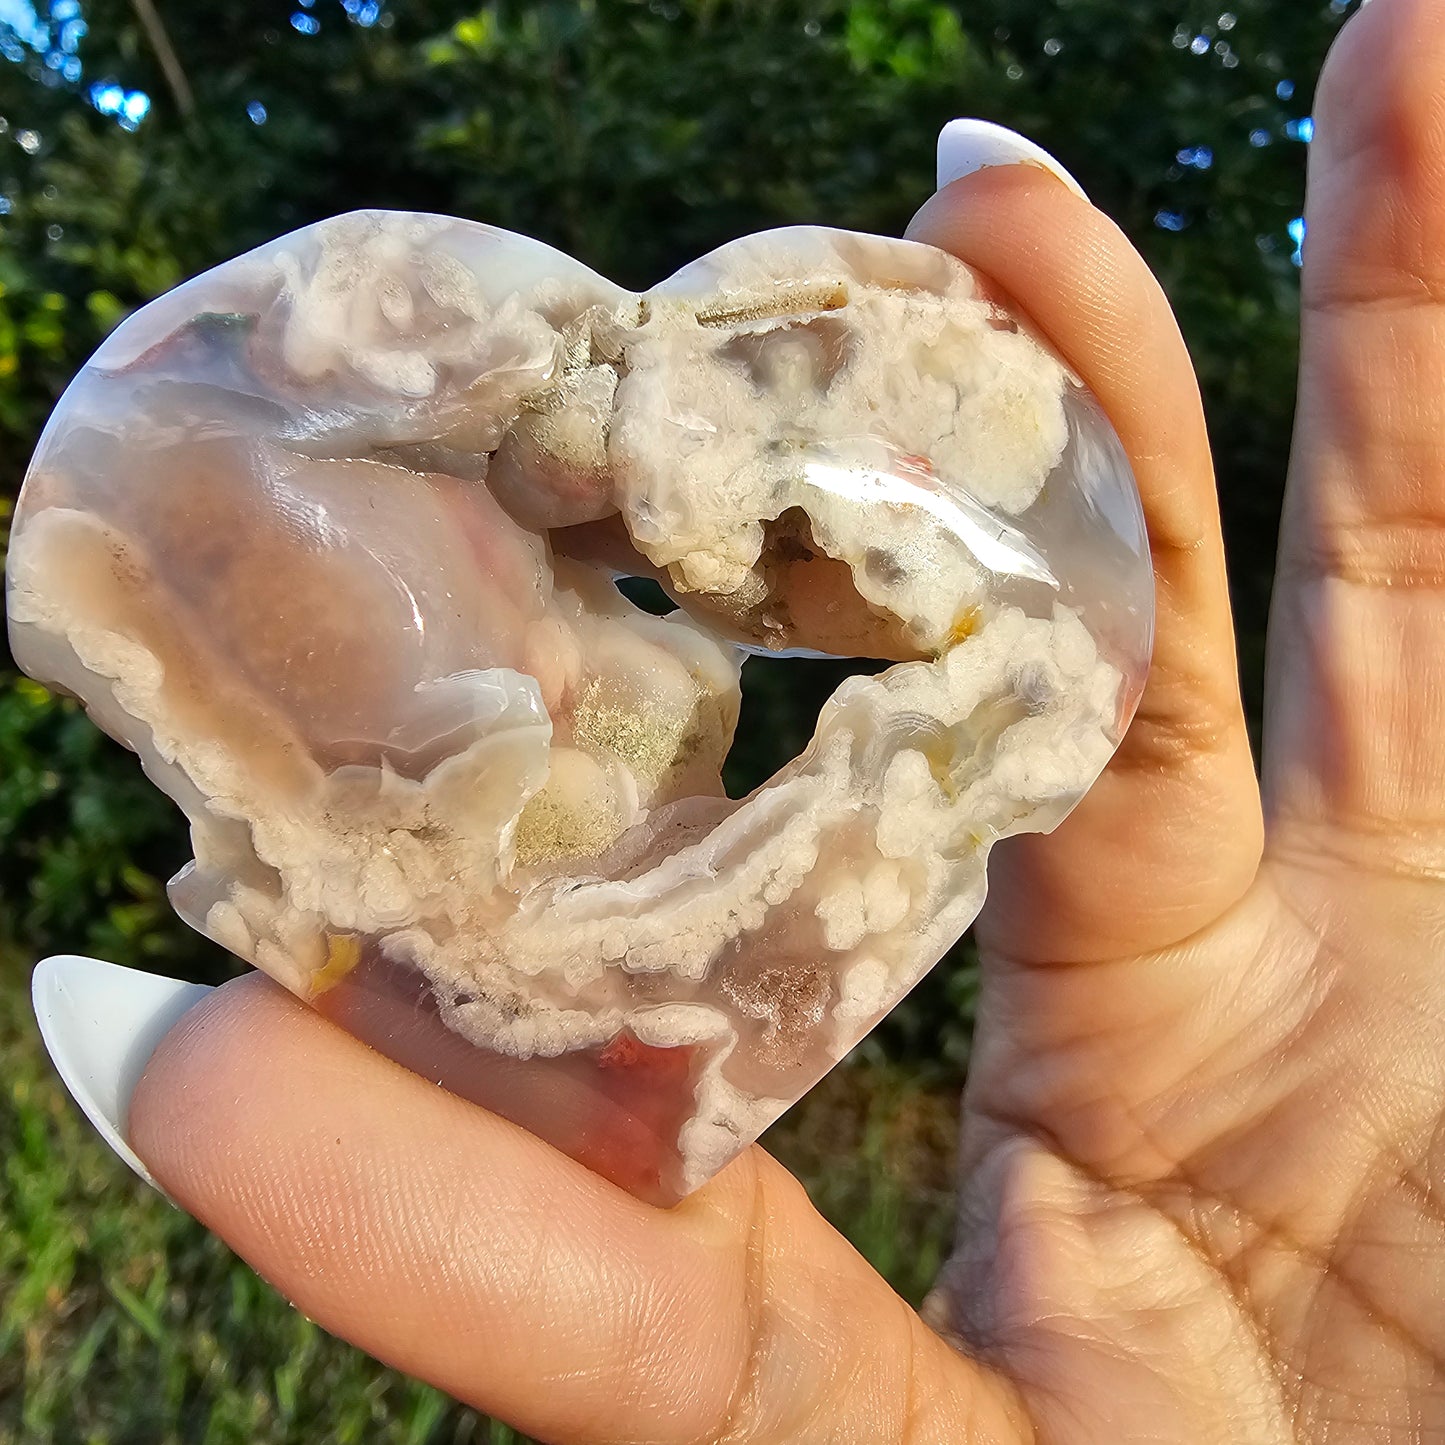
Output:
[42, 0, 1445, 1438]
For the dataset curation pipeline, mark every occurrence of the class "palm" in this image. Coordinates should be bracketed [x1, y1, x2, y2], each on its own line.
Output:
[126, 3, 1445, 1440]
[943, 865, 1445, 1440]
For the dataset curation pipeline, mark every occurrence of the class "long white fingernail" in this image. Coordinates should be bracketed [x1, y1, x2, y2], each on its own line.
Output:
[32, 955, 212, 1192]
[936, 119, 1088, 201]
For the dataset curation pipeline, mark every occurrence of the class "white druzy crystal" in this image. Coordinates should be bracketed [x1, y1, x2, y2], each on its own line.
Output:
[6, 212, 1152, 1204]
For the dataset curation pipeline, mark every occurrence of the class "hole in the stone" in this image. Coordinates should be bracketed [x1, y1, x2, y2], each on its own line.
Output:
[723, 651, 887, 799]
[602, 553, 895, 801]
[614, 574, 674, 616]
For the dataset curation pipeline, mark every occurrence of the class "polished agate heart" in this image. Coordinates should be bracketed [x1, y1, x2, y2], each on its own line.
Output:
[6, 213, 1152, 1205]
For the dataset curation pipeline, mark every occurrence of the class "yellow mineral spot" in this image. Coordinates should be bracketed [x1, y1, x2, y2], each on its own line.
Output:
[513, 787, 622, 866]
[945, 604, 983, 648]
[925, 745, 960, 802]
[311, 933, 362, 997]
[572, 678, 697, 784]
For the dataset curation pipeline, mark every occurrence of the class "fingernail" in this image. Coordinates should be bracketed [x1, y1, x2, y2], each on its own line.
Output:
[936, 119, 1088, 201]
[32, 955, 212, 1194]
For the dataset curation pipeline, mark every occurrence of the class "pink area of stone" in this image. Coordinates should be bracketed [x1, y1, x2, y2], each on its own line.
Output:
[317, 947, 700, 1205]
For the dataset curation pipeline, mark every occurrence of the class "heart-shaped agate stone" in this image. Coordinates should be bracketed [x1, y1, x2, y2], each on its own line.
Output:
[6, 213, 1152, 1205]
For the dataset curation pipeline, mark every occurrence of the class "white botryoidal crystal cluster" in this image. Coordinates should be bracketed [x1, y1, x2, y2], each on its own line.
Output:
[6, 212, 1153, 1204]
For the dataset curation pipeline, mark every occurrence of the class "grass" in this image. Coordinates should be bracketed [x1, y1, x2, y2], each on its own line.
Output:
[0, 951, 961, 1444]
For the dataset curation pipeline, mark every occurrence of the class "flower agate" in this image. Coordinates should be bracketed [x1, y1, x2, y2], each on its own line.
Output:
[6, 213, 1152, 1205]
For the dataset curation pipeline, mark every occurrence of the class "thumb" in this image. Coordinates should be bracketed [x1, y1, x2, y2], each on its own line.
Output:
[128, 972, 1026, 1444]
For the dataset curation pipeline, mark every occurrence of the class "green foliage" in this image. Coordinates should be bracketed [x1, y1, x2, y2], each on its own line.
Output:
[414, 0, 996, 284]
[0, 0, 1346, 1042]
[0, 679, 213, 971]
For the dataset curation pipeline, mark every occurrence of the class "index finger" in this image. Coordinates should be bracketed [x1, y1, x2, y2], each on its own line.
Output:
[908, 167, 1260, 966]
